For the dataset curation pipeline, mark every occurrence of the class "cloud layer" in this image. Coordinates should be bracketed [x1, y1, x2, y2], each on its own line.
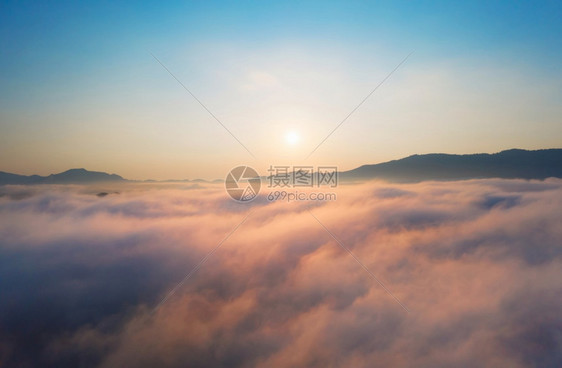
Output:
[1, 179, 561, 367]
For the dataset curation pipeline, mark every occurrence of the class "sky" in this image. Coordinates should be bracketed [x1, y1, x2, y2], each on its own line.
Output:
[1, 0, 561, 180]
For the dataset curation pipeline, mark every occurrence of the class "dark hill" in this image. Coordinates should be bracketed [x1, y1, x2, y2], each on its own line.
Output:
[0, 169, 125, 185]
[2, 149, 562, 185]
[340, 149, 562, 182]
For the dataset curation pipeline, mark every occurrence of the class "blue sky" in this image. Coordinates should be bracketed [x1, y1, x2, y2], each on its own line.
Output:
[1, 1, 561, 179]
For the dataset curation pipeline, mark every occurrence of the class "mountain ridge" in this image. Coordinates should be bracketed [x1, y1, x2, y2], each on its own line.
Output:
[0, 168, 125, 185]
[1, 149, 562, 185]
[341, 148, 562, 182]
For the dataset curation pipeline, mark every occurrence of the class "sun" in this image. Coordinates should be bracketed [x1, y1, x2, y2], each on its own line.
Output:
[285, 131, 300, 145]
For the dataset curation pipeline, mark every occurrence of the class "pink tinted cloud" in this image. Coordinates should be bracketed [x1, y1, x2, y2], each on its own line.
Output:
[0, 179, 561, 367]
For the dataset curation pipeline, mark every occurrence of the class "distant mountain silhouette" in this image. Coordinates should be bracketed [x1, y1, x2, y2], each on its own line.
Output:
[1, 149, 562, 185]
[340, 149, 562, 182]
[0, 169, 125, 185]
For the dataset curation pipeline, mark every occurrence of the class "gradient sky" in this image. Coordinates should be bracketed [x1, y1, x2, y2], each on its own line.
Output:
[1, 0, 561, 179]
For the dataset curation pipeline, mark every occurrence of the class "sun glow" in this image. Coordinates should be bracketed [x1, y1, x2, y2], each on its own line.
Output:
[285, 131, 300, 145]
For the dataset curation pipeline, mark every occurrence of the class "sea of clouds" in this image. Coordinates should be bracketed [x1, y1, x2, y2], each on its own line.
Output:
[1, 179, 561, 367]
